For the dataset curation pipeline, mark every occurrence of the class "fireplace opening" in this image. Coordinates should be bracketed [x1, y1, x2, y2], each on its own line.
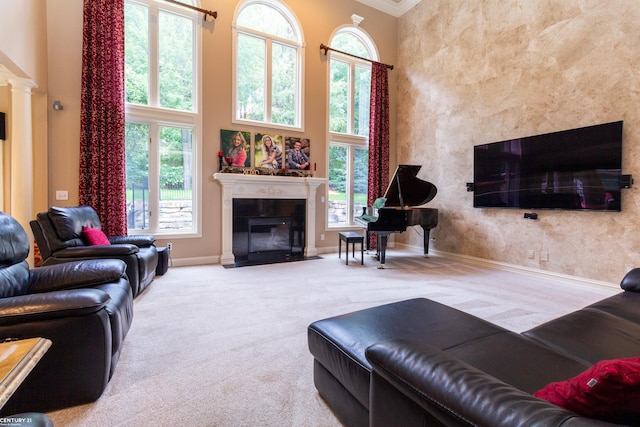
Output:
[233, 198, 305, 267]
[248, 217, 292, 261]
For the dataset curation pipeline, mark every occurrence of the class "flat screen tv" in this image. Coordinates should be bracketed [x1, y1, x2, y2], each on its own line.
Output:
[473, 121, 623, 211]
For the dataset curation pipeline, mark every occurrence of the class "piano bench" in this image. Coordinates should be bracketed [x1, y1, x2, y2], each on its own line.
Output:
[338, 232, 364, 265]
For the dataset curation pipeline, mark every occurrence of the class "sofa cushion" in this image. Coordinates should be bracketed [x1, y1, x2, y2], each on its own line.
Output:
[523, 308, 640, 364]
[0, 212, 30, 266]
[587, 291, 640, 324]
[534, 356, 640, 424]
[444, 331, 591, 394]
[49, 206, 101, 241]
[82, 226, 111, 246]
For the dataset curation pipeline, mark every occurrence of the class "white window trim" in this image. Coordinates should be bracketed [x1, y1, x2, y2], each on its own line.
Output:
[125, 0, 202, 239]
[232, 0, 305, 132]
[325, 25, 378, 229]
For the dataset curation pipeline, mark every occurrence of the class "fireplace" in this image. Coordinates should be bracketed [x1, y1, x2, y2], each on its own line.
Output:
[214, 173, 326, 266]
[233, 198, 305, 266]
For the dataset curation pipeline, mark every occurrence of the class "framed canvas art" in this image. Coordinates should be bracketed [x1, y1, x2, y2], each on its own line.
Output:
[285, 137, 311, 170]
[220, 130, 251, 167]
[255, 133, 284, 169]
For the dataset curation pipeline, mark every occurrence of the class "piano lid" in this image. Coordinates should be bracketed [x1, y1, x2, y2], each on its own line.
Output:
[383, 165, 437, 207]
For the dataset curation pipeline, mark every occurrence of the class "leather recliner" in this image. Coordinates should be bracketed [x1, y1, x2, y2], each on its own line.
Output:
[30, 206, 158, 297]
[0, 211, 133, 415]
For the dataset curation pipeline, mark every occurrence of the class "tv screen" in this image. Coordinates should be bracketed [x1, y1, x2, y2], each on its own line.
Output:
[473, 121, 623, 211]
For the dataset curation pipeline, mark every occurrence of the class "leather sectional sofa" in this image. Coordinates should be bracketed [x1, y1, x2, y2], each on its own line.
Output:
[308, 270, 640, 426]
[0, 212, 134, 415]
[31, 206, 158, 297]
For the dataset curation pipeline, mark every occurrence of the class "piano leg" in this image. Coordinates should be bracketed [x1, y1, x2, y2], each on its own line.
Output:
[421, 226, 431, 257]
[377, 232, 390, 269]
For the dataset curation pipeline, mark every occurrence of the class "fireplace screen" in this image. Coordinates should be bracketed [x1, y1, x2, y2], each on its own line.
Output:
[232, 198, 305, 266]
[248, 217, 291, 260]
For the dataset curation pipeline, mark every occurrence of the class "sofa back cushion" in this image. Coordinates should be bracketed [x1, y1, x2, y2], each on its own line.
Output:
[0, 212, 32, 296]
[0, 212, 30, 267]
[45, 206, 103, 252]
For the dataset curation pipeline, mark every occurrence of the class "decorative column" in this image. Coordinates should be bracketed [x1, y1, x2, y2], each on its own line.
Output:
[8, 77, 37, 240]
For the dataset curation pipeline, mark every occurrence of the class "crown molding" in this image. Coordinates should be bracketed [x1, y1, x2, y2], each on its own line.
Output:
[356, 0, 422, 17]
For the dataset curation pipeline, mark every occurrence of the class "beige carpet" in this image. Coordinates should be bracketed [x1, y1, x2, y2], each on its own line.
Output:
[46, 249, 618, 426]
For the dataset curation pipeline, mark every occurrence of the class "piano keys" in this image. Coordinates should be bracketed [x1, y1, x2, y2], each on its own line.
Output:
[355, 165, 439, 268]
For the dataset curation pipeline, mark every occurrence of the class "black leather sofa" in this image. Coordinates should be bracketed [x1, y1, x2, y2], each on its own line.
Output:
[308, 270, 640, 426]
[31, 206, 158, 297]
[0, 211, 134, 415]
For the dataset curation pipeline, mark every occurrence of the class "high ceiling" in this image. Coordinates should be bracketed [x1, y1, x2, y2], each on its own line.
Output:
[356, 0, 422, 17]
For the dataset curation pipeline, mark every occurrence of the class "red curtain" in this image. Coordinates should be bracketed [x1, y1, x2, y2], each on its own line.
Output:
[367, 62, 390, 248]
[79, 0, 128, 236]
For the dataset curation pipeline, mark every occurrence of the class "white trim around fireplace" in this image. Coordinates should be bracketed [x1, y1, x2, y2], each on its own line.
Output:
[213, 173, 327, 266]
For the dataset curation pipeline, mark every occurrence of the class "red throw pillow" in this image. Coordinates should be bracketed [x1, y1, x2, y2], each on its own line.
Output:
[82, 226, 110, 246]
[534, 356, 640, 423]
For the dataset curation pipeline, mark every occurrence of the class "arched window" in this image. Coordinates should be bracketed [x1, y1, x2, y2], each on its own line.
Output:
[327, 26, 378, 227]
[233, 0, 304, 129]
[124, 0, 201, 235]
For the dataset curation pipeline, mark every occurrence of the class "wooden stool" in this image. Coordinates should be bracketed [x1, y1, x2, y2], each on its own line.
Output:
[338, 232, 364, 265]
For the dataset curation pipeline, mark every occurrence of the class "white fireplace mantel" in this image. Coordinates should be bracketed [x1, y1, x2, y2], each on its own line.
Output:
[213, 173, 326, 266]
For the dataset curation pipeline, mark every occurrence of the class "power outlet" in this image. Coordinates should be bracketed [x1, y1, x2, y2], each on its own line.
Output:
[320, 234, 325, 241]
[166, 243, 173, 252]
[527, 250, 535, 259]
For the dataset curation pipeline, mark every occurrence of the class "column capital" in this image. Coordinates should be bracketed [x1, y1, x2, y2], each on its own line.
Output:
[7, 77, 37, 93]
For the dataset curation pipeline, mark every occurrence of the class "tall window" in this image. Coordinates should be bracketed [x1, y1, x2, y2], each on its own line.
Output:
[233, 0, 304, 129]
[327, 28, 376, 227]
[124, 0, 200, 235]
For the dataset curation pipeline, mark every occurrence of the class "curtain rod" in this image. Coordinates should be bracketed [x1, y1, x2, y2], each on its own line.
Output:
[160, 0, 217, 21]
[320, 43, 393, 70]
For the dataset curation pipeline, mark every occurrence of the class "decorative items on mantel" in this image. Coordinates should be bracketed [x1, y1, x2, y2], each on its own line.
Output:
[216, 164, 316, 178]
[213, 172, 327, 266]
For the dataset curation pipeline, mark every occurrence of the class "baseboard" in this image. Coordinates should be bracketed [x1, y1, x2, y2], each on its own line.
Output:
[166, 255, 219, 268]
[396, 243, 618, 291]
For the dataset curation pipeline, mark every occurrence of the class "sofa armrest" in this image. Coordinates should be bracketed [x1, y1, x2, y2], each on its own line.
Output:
[109, 235, 155, 247]
[365, 340, 618, 427]
[0, 289, 109, 326]
[621, 268, 640, 292]
[52, 244, 139, 259]
[29, 259, 128, 293]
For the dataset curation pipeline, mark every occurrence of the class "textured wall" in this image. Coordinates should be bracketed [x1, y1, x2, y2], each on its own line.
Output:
[397, 1, 640, 283]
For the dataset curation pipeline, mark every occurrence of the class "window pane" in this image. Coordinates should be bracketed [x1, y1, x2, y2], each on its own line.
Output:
[332, 32, 370, 58]
[237, 33, 265, 121]
[329, 60, 348, 133]
[354, 147, 369, 219]
[354, 65, 371, 136]
[238, 4, 295, 41]
[159, 11, 194, 111]
[272, 42, 296, 126]
[328, 145, 348, 225]
[125, 3, 149, 105]
[159, 127, 193, 231]
[125, 123, 150, 230]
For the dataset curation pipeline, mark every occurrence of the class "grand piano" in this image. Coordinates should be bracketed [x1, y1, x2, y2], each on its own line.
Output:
[355, 165, 438, 268]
